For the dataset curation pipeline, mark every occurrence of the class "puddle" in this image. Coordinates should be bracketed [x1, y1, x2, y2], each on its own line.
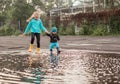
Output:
[0, 50, 120, 84]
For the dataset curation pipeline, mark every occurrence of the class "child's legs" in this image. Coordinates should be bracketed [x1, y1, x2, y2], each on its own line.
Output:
[50, 43, 55, 51]
[49, 43, 55, 63]
[31, 33, 35, 44]
[55, 42, 60, 54]
[50, 43, 54, 55]
[49, 43, 60, 64]
[56, 42, 59, 48]
[35, 33, 40, 48]
[56, 42, 60, 51]
[50, 42, 60, 53]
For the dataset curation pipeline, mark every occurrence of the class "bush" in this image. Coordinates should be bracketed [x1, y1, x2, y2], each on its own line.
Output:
[92, 25, 108, 36]
[0, 27, 5, 36]
[59, 26, 67, 35]
[79, 24, 93, 35]
[14, 30, 21, 36]
[0, 24, 15, 36]
[79, 24, 109, 36]
[66, 25, 75, 35]
[109, 15, 120, 34]
[59, 24, 75, 35]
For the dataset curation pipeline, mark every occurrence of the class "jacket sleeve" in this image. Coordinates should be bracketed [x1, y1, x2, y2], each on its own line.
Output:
[46, 33, 50, 37]
[24, 21, 32, 34]
[57, 35, 60, 41]
[39, 19, 47, 32]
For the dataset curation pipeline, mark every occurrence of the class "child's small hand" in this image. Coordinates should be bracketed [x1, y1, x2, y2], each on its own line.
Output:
[45, 31, 50, 36]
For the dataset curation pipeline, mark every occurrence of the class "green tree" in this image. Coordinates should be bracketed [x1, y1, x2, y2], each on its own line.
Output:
[32, 0, 45, 10]
[12, 0, 35, 31]
[0, 0, 13, 14]
[109, 15, 120, 34]
[0, 0, 13, 25]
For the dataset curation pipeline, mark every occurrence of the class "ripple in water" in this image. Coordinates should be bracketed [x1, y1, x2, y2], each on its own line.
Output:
[0, 50, 120, 84]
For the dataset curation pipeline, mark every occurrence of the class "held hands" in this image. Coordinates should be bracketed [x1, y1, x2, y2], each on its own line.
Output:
[46, 30, 49, 34]
[45, 30, 50, 35]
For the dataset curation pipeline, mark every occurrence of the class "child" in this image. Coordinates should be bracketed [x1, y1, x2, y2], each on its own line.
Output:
[46, 27, 61, 56]
[23, 11, 48, 54]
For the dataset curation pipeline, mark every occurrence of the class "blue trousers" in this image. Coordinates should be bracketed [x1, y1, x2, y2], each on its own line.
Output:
[49, 42, 59, 50]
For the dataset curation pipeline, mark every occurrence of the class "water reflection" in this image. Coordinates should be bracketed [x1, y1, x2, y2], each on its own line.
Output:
[86, 53, 120, 84]
[50, 54, 60, 68]
[0, 53, 44, 84]
[0, 50, 120, 84]
[21, 68, 43, 84]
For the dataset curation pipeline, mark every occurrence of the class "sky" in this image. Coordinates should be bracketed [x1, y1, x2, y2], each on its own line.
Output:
[73, 0, 82, 6]
[72, 0, 93, 6]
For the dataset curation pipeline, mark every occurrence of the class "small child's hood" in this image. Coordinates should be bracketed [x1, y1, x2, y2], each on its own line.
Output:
[51, 27, 57, 32]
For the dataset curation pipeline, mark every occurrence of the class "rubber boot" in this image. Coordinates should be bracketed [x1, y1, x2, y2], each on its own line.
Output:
[28, 44, 33, 52]
[36, 48, 40, 54]
[50, 49, 53, 56]
[56, 47, 61, 55]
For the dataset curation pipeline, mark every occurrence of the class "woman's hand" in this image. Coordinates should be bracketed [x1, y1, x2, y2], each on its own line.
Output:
[45, 30, 50, 34]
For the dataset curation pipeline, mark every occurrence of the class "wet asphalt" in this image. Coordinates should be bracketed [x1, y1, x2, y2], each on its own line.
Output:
[0, 36, 120, 84]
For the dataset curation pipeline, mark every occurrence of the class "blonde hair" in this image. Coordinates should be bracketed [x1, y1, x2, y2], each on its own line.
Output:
[26, 10, 40, 22]
[33, 11, 40, 18]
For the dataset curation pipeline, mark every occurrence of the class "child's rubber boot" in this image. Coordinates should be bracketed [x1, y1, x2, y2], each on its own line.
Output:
[36, 48, 40, 54]
[28, 44, 33, 52]
[58, 51, 61, 54]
